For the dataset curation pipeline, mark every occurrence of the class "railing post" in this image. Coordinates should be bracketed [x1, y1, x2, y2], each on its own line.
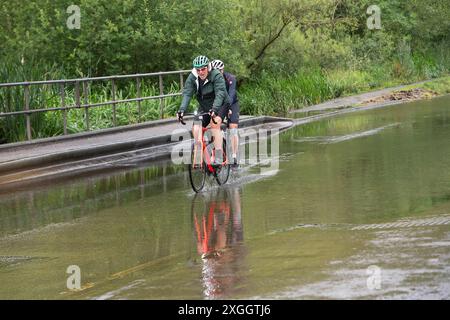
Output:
[60, 83, 67, 135]
[83, 81, 89, 131]
[159, 74, 164, 119]
[136, 77, 142, 123]
[179, 72, 184, 90]
[111, 79, 117, 126]
[24, 85, 32, 141]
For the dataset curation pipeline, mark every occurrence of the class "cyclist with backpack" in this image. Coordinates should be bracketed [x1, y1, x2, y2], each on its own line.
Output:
[211, 59, 240, 167]
[177, 55, 230, 165]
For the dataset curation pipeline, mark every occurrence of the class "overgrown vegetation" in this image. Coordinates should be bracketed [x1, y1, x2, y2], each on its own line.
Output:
[0, 0, 449, 142]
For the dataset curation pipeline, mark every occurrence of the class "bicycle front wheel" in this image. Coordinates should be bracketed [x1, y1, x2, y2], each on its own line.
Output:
[189, 141, 206, 192]
[215, 137, 230, 186]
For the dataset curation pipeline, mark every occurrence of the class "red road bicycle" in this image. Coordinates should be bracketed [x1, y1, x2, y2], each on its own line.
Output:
[180, 111, 230, 192]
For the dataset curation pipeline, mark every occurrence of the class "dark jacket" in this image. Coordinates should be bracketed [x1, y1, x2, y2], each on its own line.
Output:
[179, 68, 230, 114]
[224, 72, 239, 105]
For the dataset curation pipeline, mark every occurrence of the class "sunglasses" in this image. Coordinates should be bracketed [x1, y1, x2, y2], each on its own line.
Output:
[196, 67, 208, 72]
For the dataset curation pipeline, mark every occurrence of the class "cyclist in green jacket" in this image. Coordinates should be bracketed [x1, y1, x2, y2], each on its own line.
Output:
[177, 55, 230, 165]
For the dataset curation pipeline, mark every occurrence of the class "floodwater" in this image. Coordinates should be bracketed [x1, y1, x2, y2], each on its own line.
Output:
[0, 95, 449, 299]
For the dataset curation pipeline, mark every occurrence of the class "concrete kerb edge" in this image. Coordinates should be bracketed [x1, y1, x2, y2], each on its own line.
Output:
[0, 133, 173, 174]
[0, 116, 185, 152]
[0, 114, 274, 152]
[0, 116, 292, 174]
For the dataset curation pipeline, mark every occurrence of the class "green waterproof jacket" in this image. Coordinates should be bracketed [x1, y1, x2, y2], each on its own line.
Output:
[179, 68, 230, 114]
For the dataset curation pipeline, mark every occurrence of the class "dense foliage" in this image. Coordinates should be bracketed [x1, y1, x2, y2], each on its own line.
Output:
[0, 0, 449, 142]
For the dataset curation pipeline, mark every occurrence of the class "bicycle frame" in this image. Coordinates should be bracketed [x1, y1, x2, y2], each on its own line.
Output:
[183, 112, 227, 173]
[180, 111, 230, 192]
[193, 127, 224, 174]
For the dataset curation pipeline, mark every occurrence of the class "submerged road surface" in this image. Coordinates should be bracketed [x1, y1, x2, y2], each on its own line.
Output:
[0, 95, 449, 299]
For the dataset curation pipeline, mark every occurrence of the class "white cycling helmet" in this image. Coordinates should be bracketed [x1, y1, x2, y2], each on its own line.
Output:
[211, 59, 225, 70]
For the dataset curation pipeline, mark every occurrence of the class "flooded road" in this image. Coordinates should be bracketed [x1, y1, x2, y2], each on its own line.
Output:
[1, 95, 449, 299]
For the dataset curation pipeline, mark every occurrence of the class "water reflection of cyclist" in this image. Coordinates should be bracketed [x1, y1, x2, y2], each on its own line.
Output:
[191, 187, 245, 299]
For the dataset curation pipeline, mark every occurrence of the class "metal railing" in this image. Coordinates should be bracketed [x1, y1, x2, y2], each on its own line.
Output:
[0, 70, 191, 141]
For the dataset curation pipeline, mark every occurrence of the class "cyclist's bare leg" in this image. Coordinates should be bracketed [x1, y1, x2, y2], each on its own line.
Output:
[210, 117, 223, 162]
[193, 124, 203, 143]
[192, 124, 203, 166]
[229, 123, 238, 160]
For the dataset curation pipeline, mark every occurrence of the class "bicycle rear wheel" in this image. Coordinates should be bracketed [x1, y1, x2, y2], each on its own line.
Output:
[189, 142, 206, 192]
[215, 137, 230, 185]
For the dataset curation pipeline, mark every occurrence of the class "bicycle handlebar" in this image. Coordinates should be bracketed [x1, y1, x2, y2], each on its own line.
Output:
[179, 111, 217, 125]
